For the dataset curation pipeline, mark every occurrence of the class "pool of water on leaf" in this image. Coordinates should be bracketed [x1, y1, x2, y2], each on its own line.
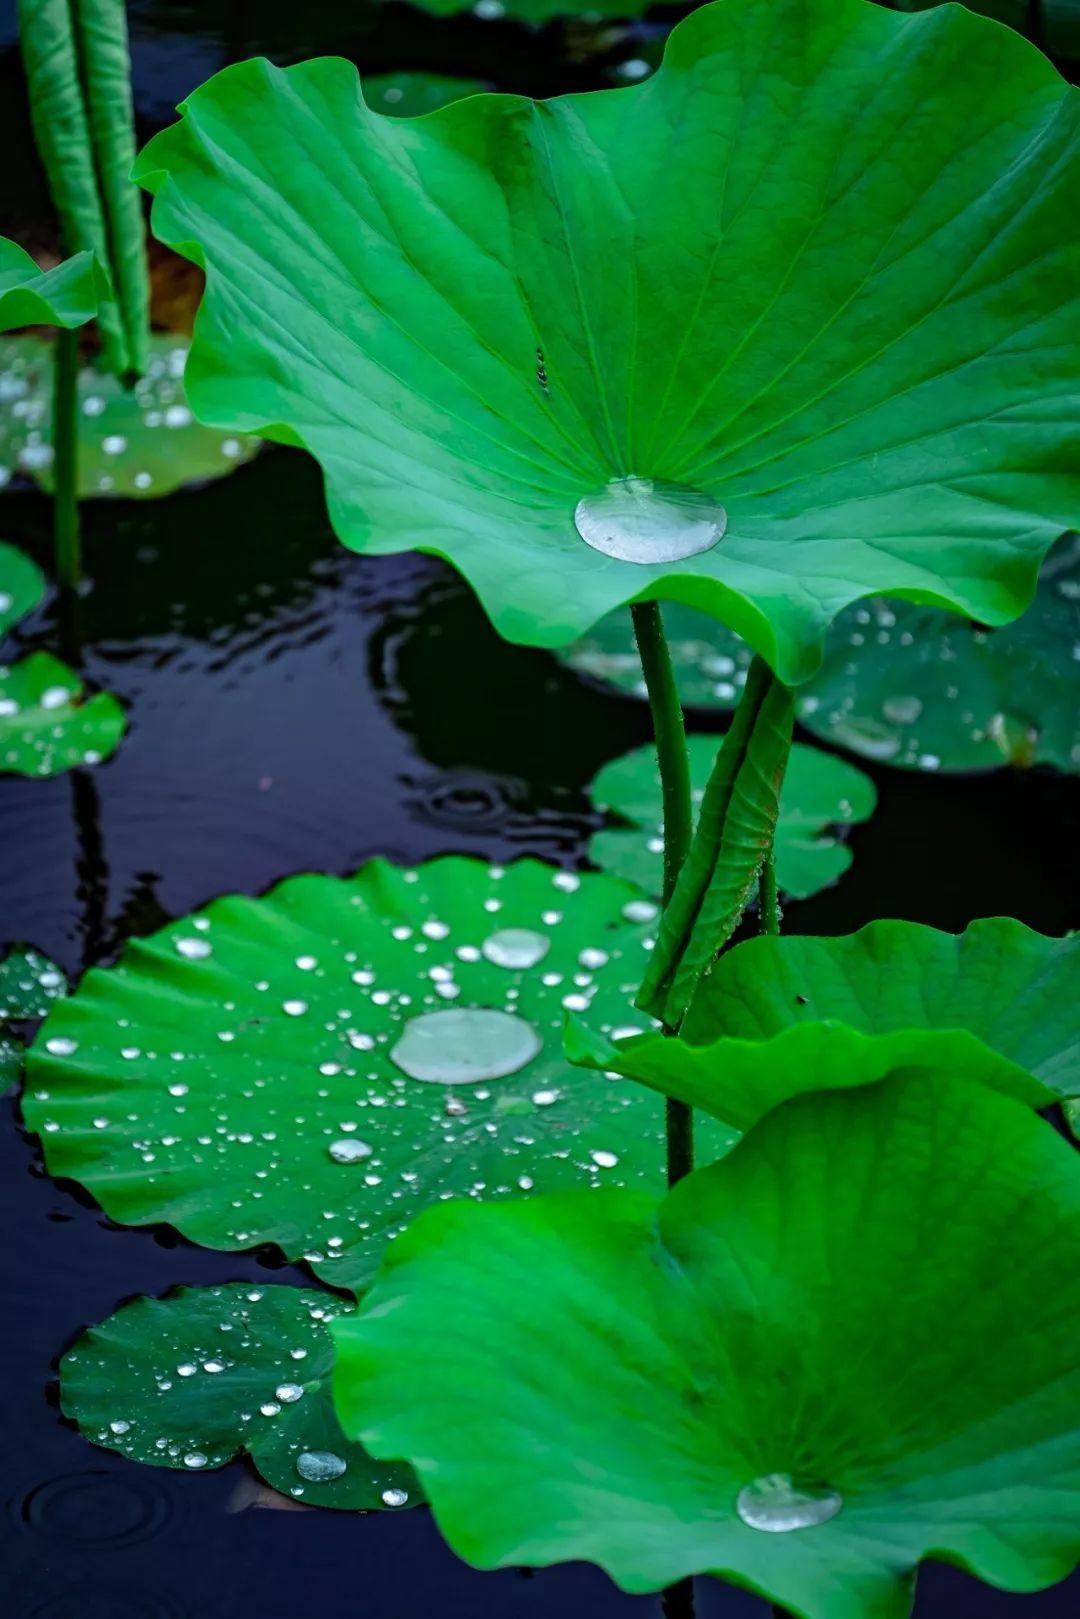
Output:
[0, 1, 1078, 1615]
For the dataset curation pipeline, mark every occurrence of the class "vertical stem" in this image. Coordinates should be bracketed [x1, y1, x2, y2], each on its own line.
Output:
[759, 848, 781, 936]
[630, 600, 694, 1186]
[53, 327, 81, 593]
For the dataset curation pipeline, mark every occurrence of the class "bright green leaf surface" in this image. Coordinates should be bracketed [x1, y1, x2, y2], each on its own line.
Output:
[0, 335, 258, 498]
[0, 541, 45, 639]
[584, 918, 1078, 1129]
[134, 0, 1079, 681]
[799, 533, 1080, 773]
[361, 72, 488, 118]
[638, 660, 794, 1024]
[336, 1074, 1080, 1618]
[61, 1283, 418, 1510]
[24, 857, 733, 1292]
[590, 735, 874, 902]
[0, 239, 104, 333]
[0, 650, 125, 776]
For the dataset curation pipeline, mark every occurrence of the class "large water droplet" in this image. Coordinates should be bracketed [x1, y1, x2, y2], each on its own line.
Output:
[481, 928, 550, 969]
[574, 477, 726, 565]
[736, 1473, 842, 1533]
[296, 1451, 347, 1483]
[328, 1138, 374, 1165]
[390, 1008, 541, 1084]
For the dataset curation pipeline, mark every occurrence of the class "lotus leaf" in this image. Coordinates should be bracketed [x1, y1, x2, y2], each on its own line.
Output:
[590, 735, 874, 902]
[24, 856, 734, 1292]
[133, 0, 1080, 682]
[61, 1283, 418, 1510]
[0, 335, 259, 498]
[334, 1073, 1080, 1619]
[0, 238, 104, 333]
[0, 541, 45, 637]
[0, 650, 126, 776]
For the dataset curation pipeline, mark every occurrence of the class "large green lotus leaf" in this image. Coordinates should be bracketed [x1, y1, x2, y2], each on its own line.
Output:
[61, 1283, 418, 1511]
[362, 73, 488, 118]
[0, 239, 105, 333]
[0, 541, 45, 638]
[590, 735, 874, 902]
[0, 650, 126, 776]
[334, 1073, 1080, 1618]
[24, 856, 733, 1292]
[0, 335, 258, 498]
[799, 533, 1080, 772]
[132, 0, 1079, 683]
[578, 917, 1076, 1129]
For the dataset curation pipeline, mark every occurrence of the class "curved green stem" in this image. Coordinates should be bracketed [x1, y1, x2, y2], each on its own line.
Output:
[759, 847, 781, 936]
[630, 599, 694, 1186]
[53, 326, 81, 593]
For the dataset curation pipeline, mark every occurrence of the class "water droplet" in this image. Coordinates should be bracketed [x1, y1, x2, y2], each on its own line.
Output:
[390, 1008, 541, 1085]
[275, 1383, 304, 1403]
[44, 1036, 78, 1057]
[296, 1451, 347, 1483]
[590, 1149, 619, 1169]
[622, 899, 658, 924]
[174, 936, 212, 960]
[328, 1138, 374, 1164]
[881, 695, 922, 725]
[109, 1419, 131, 1434]
[381, 1487, 409, 1507]
[282, 999, 308, 1017]
[736, 1474, 842, 1533]
[481, 928, 550, 969]
[574, 477, 726, 565]
[183, 1452, 209, 1470]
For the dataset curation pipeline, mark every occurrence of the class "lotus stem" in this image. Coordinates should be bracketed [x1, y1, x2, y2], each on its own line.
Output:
[53, 325, 81, 593]
[760, 848, 781, 935]
[630, 599, 695, 1186]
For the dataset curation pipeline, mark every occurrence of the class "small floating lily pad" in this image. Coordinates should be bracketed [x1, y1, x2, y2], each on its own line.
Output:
[24, 856, 733, 1291]
[571, 918, 1078, 1130]
[589, 737, 874, 901]
[563, 603, 753, 709]
[334, 1072, 1080, 1619]
[61, 1283, 418, 1510]
[0, 334, 258, 499]
[0, 651, 126, 776]
[798, 534, 1080, 773]
[0, 541, 45, 639]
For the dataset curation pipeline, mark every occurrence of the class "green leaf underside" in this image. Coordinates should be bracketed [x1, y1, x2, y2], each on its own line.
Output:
[0, 541, 46, 639]
[0, 239, 103, 333]
[24, 856, 734, 1293]
[590, 736, 875, 902]
[133, 0, 1078, 681]
[579, 918, 1077, 1130]
[638, 659, 794, 1025]
[0, 335, 258, 499]
[561, 534, 1080, 775]
[0, 945, 67, 1018]
[335, 1074, 1080, 1619]
[0, 651, 125, 776]
[61, 1283, 418, 1510]
[18, 0, 148, 377]
[362, 73, 488, 118]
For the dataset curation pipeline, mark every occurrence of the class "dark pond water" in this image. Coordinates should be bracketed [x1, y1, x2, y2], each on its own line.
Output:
[1, 3, 1078, 1618]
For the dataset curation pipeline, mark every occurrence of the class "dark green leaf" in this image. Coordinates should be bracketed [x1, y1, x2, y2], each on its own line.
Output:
[62, 1283, 418, 1510]
[0, 650, 126, 776]
[0, 541, 45, 639]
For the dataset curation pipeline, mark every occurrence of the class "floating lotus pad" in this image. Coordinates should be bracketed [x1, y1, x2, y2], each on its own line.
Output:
[799, 534, 1080, 773]
[562, 601, 753, 708]
[0, 541, 45, 639]
[0, 335, 258, 499]
[61, 1283, 418, 1510]
[362, 73, 488, 118]
[571, 918, 1079, 1130]
[0, 651, 126, 777]
[334, 1073, 1080, 1619]
[0, 239, 105, 333]
[24, 857, 733, 1291]
[133, 0, 1079, 682]
[589, 736, 874, 901]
